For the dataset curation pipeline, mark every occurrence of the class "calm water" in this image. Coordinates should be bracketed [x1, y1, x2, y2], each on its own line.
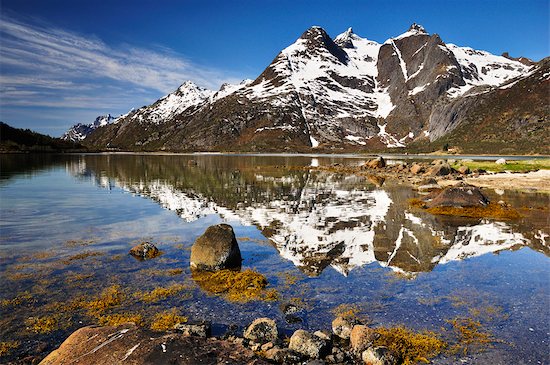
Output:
[0, 154, 549, 364]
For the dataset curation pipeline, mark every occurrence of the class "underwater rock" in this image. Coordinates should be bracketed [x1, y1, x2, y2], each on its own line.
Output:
[129, 242, 160, 260]
[243, 318, 278, 344]
[190, 224, 242, 271]
[289, 329, 329, 359]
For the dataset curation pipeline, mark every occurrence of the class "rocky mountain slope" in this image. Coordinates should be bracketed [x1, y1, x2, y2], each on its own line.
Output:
[82, 24, 546, 153]
[61, 114, 117, 142]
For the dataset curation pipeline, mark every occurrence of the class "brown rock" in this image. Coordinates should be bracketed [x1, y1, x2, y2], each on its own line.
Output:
[190, 224, 242, 271]
[410, 164, 425, 174]
[332, 316, 356, 340]
[129, 242, 160, 260]
[426, 163, 452, 176]
[457, 165, 470, 175]
[40, 324, 267, 365]
[361, 346, 396, 365]
[289, 329, 329, 359]
[366, 157, 386, 169]
[350, 325, 378, 354]
[426, 183, 489, 208]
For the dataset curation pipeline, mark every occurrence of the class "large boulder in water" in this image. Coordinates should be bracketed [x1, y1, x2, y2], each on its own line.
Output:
[190, 224, 242, 271]
[426, 183, 489, 208]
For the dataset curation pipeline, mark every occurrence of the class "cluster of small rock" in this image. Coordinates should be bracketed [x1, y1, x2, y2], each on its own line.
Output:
[361, 156, 479, 178]
[223, 316, 396, 365]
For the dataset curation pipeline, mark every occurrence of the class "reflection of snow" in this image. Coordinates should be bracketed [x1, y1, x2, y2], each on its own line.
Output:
[439, 221, 528, 264]
[78, 162, 534, 276]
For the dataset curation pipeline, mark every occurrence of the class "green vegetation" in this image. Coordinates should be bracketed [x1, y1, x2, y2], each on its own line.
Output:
[452, 159, 550, 173]
[86, 285, 125, 313]
[25, 315, 60, 334]
[409, 198, 521, 219]
[374, 326, 447, 364]
[134, 284, 187, 303]
[0, 122, 84, 152]
[192, 269, 279, 302]
[446, 317, 497, 355]
[150, 308, 188, 331]
[0, 341, 20, 356]
[97, 313, 143, 327]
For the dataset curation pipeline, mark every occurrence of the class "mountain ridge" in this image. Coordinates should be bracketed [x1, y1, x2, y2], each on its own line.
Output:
[79, 24, 548, 154]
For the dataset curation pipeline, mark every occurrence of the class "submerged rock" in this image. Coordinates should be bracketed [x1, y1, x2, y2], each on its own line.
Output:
[243, 318, 278, 344]
[129, 242, 160, 260]
[289, 329, 329, 359]
[190, 224, 242, 271]
[426, 183, 489, 208]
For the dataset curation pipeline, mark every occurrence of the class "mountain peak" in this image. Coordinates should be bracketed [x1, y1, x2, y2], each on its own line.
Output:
[334, 27, 356, 48]
[409, 23, 427, 33]
[392, 23, 428, 41]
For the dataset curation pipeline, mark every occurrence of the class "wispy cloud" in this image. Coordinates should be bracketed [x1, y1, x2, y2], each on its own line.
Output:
[0, 15, 243, 134]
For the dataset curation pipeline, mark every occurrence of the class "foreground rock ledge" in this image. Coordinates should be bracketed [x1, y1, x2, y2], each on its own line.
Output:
[39, 323, 266, 365]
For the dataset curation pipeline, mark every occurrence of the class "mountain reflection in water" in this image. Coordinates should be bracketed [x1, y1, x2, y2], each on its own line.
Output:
[68, 154, 549, 277]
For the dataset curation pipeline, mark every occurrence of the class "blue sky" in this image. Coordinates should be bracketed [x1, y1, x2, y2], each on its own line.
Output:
[1, 0, 548, 136]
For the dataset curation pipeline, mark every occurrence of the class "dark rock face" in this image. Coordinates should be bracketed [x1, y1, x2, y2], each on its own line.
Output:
[129, 242, 160, 260]
[426, 183, 489, 208]
[243, 318, 278, 344]
[190, 224, 242, 271]
[40, 324, 267, 365]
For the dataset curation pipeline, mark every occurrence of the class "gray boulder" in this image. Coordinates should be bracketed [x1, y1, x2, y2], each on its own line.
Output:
[289, 330, 329, 359]
[243, 318, 278, 344]
[190, 224, 242, 271]
[361, 346, 397, 365]
[332, 316, 356, 340]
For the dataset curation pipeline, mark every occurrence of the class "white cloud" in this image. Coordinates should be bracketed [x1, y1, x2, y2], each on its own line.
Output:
[0, 16, 245, 135]
[0, 17, 238, 93]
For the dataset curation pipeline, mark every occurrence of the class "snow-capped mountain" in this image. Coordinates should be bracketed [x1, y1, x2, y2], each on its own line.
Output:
[83, 23, 546, 153]
[62, 114, 117, 141]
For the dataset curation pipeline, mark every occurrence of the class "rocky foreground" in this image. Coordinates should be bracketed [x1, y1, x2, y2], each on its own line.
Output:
[40, 315, 401, 365]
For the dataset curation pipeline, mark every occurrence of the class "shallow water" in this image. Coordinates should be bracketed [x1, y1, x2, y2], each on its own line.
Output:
[0, 153, 548, 364]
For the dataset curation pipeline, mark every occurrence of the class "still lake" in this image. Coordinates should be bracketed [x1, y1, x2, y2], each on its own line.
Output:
[0, 153, 548, 364]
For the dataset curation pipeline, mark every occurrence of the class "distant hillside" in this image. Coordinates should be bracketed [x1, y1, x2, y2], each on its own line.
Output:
[0, 122, 85, 152]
